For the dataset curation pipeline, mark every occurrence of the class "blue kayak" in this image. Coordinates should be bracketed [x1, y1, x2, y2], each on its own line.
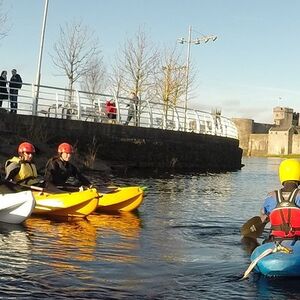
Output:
[251, 240, 300, 277]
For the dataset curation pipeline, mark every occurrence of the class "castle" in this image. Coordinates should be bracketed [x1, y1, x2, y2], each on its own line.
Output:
[232, 107, 300, 156]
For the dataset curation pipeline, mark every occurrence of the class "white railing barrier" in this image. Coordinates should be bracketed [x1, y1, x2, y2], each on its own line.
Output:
[0, 80, 238, 139]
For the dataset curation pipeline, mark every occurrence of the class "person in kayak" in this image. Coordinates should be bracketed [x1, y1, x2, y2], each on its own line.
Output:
[261, 158, 300, 239]
[44, 142, 91, 190]
[5, 142, 42, 186]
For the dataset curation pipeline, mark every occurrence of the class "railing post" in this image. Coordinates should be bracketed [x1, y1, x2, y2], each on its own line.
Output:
[55, 92, 59, 118]
[76, 90, 81, 120]
[113, 93, 120, 123]
[174, 106, 180, 131]
[145, 99, 153, 128]
[31, 84, 37, 115]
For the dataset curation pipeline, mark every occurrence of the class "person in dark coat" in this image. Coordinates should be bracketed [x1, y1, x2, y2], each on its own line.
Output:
[0, 70, 8, 107]
[9, 69, 22, 113]
[44, 142, 91, 189]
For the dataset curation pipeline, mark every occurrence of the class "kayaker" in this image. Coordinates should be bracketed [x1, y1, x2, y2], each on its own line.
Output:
[260, 158, 300, 239]
[44, 142, 91, 189]
[5, 142, 42, 186]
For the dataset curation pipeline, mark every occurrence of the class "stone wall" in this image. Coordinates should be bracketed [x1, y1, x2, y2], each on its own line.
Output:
[292, 134, 300, 154]
[0, 113, 243, 174]
[248, 134, 268, 156]
[268, 129, 292, 155]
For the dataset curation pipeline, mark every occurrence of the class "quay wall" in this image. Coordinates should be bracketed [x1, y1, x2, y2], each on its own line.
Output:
[0, 113, 242, 174]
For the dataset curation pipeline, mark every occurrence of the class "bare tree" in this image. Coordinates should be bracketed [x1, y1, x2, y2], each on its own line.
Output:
[81, 56, 107, 106]
[0, 0, 9, 41]
[154, 47, 189, 127]
[155, 46, 197, 129]
[113, 27, 159, 125]
[109, 65, 124, 98]
[158, 49, 186, 102]
[52, 20, 100, 104]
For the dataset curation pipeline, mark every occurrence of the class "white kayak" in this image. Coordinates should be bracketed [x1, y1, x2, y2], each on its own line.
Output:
[0, 191, 35, 224]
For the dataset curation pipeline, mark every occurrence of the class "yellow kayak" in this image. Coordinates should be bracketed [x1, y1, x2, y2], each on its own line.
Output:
[33, 188, 99, 218]
[97, 186, 144, 212]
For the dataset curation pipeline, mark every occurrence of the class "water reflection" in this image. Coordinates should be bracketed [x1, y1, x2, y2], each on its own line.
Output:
[88, 212, 141, 263]
[240, 236, 260, 255]
[0, 223, 31, 277]
[25, 217, 97, 271]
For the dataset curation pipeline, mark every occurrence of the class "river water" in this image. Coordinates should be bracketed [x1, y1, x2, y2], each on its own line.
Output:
[1, 157, 299, 299]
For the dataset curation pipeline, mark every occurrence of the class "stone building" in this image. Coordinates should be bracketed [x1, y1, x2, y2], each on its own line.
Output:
[232, 106, 300, 156]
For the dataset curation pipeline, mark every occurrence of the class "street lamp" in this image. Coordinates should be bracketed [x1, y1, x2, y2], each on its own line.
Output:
[34, 0, 49, 115]
[178, 25, 217, 131]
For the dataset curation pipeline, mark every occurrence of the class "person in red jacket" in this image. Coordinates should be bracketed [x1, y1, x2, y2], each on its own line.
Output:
[105, 99, 117, 121]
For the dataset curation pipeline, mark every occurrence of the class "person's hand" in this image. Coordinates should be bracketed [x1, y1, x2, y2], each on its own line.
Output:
[79, 186, 84, 192]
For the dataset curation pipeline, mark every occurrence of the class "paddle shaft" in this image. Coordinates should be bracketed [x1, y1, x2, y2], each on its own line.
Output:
[2, 180, 44, 192]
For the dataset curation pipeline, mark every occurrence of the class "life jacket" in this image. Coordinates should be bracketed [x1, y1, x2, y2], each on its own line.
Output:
[269, 188, 300, 238]
[5, 156, 39, 185]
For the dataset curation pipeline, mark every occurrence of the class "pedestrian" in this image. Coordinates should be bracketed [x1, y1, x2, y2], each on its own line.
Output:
[44, 142, 91, 189]
[260, 158, 300, 240]
[9, 69, 22, 114]
[105, 98, 117, 122]
[124, 91, 139, 126]
[5, 142, 41, 186]
[0, 70, 8, 108]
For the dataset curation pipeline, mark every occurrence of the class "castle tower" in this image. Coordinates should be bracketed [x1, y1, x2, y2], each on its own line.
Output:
[273, 106, 293, 127]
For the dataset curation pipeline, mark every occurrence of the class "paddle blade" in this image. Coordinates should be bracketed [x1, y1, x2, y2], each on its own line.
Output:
[241, 216, 266, 238]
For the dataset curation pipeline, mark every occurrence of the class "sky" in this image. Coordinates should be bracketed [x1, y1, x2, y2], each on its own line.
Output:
[1, 0, 300, 123]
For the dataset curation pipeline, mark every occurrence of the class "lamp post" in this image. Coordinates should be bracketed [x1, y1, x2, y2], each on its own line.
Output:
[178, 25, 217, 131]
[34, 0, 49, 115]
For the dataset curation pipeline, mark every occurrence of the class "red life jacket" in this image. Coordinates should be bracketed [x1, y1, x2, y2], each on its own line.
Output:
[269, 188, 300, 238]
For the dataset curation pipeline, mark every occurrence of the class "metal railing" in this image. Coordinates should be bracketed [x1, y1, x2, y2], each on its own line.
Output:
[0, 81, 238, 139]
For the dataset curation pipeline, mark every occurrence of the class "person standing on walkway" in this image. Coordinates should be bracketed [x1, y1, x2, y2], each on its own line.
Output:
[124, 91, 139, 126]
[9, 69, 22, 114]
[105, 98, 117, 123]
[0, 70, 8, 108]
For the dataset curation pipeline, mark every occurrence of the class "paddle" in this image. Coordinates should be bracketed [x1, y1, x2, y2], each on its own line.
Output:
[1, 180, 44, 192]
[241, 216, 269, 239]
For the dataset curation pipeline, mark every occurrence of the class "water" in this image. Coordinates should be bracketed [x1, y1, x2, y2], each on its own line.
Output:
[0, 157, 298, 299]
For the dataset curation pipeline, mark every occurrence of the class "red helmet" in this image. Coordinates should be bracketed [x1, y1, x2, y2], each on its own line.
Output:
[18, 142, 35, 155]
[58, 143, 73, 154]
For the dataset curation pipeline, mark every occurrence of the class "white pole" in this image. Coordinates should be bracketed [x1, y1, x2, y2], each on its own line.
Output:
[184, 25, 192, 132]
[34, 0, 49, 115]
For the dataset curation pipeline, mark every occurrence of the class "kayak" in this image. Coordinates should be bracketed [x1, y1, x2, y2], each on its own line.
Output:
[0, 190, 35, 224]
[97, 186, 144, 212]
[250, 239, 300, 277]
[33, 188, 99, 218]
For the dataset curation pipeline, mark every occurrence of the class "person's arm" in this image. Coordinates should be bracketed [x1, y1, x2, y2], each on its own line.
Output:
[260, 193, 276, 222]
[5, 161, 21, 181]
[17, 75, 22, 89]
[44, 159, 58, 185]
[295, 192, 300, 207]
[71, 164, 91, 186]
